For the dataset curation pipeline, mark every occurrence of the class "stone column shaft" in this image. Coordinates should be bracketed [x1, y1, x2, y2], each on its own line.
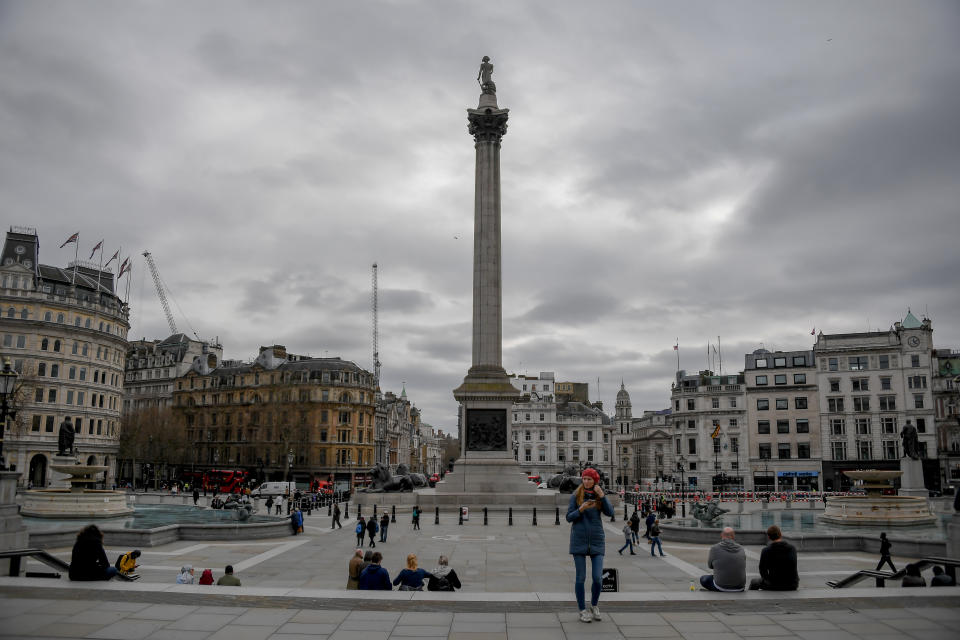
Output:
[472, 136, 502, 368]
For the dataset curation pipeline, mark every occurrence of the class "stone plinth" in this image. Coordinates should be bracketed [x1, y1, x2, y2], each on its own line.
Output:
[948, 513, 960, 559]
[0, 470, 29, 575]
[898, 457, 928, 497]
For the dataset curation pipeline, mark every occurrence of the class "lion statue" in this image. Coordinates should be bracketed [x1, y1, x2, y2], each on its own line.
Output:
[360, 462, 414, 493]
[690, 499, 729, 523]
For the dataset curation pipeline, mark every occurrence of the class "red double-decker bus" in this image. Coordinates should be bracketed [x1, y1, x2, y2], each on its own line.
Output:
[181, 469, 250, 493]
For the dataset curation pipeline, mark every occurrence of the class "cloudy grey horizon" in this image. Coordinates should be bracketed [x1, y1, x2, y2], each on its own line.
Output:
[3, 1, 959, 433]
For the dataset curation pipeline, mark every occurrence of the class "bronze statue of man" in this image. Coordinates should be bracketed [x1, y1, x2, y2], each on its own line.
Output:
[477, 56, 496, 95]
[900, 420, 920, 460]
[57, 416, 75, 456]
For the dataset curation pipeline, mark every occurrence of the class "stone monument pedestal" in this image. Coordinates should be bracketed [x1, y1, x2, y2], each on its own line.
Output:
[899, 457, 928, 497]
[948, 513, 960, 559]
[0, 470, 29, 575]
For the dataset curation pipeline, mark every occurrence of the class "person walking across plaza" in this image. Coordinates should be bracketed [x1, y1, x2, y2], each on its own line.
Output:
[332, 502, 342, 529]
[629, 510, 640, 544]
[566, 467, 614, 623]
[618, 522, 636, 555]
[699, 527, 746, 592]
[366, 513, 378, 547]
[192, 487, 200, 506]
[379, 512, 390, 542]
[644, 511, 655, 539]
[355, 515, 366, 547]
[649, 518, 665, 556]
[412, 505, 421, 530]
[749, 525, 798, 591]
[876, 532, 896, 572]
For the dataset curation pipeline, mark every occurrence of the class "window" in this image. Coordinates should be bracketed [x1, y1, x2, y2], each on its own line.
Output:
[798, 443, 811, 459]
[525, 430, 531, 441]
[47, 389, 56, 402]
[524, 413, 530, 421]
[832, 441, 847, 460]
[524, 449, 531, 462]
[756, 358, 768, 368]
[778, 443, 791, 459]
[880, 377, 892, 390]
[828, 358, 838, 371]
[755, 375, 768, 386]
[852, 378, 869, 391]
[34, 387, 43, 402]
[587, 449, 594, 462]
[908, 376, 927, 389]
[883, 440, 898, 460]
[830, 418, 846, 435]
[587, 431, 593, 441]
[853, 396, 870, 412]
[916, 418, 926, 433]
[45, 416, 55, 432]
[712, 397, 719, 409]
[757, 399, 769, 410]
[558, 431, 564, 442]
[757, 420, 770, 434]
[881, 416, 897, 434]
[687, 419, 695, 429]
[730, 437, 738, 453]
[539, 413, 545, 421]
[728, 418, 737, 427]
[828, 398, 844, 412]
[911, 354, 920, 368]
[687, 399, 695, 410]
[777, 420, 789, 434]
[572, 431, 579, 441]
[41, 338, 48, 350]
[539, 430, 545, 441]
[795, 397, 808, 409]
[829, 379, 840, 392]
[856, 417, 871, 435]
[729, 397, 737, 408]
[879, 355, 890, 369]
[775, 398, 788, 410]
[774, 374, 787, 385]
[774, 357, 787, 367]
[713, 438, 721, 454]
[857, 440, 873, 461]
[758, 443, 771, 459]
[796, 419, 809, 433]
[914, 394, 924, 409]
[794, 373, 806, 384]
[878, 396, 896, 411]
[688, 438, 696, 454]
[849, 356, 868, 371]
[50, 364, 59, 377]
[37, 362, 46, 376]
[792, 355, 806, 366]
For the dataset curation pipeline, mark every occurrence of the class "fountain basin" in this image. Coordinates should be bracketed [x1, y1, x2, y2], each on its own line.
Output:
[20, 488, 134, 519]
[820, 494, 935, 526]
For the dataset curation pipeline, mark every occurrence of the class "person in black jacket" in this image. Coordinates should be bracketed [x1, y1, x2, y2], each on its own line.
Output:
[69, 525, 118, 581]
[876, 532, 896, 572]
[366, 514, 378, 547]
[749, 525, 798, 590]
[427, 555, 462, 591]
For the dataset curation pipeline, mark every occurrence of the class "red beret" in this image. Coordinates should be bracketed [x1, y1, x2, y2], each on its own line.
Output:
[581, 468, 600, 483]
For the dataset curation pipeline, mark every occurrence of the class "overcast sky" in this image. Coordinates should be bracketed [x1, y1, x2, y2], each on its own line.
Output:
[3, 1, 959, 433]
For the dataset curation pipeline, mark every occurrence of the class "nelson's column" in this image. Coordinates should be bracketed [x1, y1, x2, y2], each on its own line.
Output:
[441, 57, 536, 495]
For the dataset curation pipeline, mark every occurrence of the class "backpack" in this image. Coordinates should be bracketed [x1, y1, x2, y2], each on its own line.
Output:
[372, 521, 379, 533]
[356, 522, 364, 534]
[114, 553, 126, 571]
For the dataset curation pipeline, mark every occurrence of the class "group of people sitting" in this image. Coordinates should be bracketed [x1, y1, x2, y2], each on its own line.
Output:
[699, 525, 798, 592]
[174, 564, 242, 585]
[347, 551, 461, 591]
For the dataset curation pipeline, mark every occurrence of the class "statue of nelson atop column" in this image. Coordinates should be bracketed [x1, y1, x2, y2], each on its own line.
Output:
[477, 56, 496, 95]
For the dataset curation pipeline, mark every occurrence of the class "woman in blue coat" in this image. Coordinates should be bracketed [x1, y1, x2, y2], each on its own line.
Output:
[566, 467, 614, 623]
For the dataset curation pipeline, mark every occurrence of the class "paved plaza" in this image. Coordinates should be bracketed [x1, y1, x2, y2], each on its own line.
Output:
[1, 508, 958, 639]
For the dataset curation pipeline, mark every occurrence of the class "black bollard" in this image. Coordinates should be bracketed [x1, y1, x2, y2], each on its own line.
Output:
[532, 507, 537, 526]
[458, 507, 463, 526]
[345, 502, 350, 519]
[328, 502, 332, 516]
[484, 507, 488, 526]
[555, 506, 560, 525]
[356, 504, 361, 520]
[373, 504, 377, 517]
[624, 503, 628, 521]
[509, 507, 513, 526]
[391, 505, 396, 524]
[434, 506, 439, 525]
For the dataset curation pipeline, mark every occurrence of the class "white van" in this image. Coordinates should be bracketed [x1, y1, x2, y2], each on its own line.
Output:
[251, 481, 297, 498]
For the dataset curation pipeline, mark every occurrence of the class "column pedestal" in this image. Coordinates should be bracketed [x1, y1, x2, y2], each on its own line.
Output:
[0, 471, 29, 575]
[899, 458, 928, 497]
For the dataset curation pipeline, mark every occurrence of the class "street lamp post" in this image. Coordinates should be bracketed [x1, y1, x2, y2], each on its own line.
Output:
[676, 455, 686, 517]
[287, 449, 293, 483]
[0, 359, 20, 470]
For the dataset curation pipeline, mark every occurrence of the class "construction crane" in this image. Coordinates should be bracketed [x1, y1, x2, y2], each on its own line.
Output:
[371, 263, 381, 394]
[143, 250, 178, 335]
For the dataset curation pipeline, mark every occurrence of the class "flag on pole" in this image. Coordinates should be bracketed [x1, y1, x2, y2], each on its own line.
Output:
[810, 328, 816, 336]
[711, 424, 721, 439]
[105, 249, 119, 266]
[89, 240, 103, 259]
[673, 344, 678, 351]
[59, 232, 79, 248]
[118, 257, 130, 277]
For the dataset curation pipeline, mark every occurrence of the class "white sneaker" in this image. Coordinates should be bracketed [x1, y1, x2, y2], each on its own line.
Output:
[590, 605, 602, 621]
[578, 609, 592, 623]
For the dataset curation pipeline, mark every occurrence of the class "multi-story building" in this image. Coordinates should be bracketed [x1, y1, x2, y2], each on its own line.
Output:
[814, 312, 939, 491]
[379, 386, 418, 470]
[509, 372, 614, 481]
[0, 227, 129, 487]
[629, 408, 674, 490]
[932, 348, 960, 487]
[124, 334, 222, 411]
[669, 370, 746, 492]
[613, 383, 635, 488]
[172, 345, 376, 489]
[744, 349, 821, 492]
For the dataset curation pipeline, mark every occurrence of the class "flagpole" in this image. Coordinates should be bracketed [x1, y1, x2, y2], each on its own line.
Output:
[717, 335, 722, 376]
[72, 234, 79, 285]
[94, 243, 104, 297]
[676, 338, 680, 372]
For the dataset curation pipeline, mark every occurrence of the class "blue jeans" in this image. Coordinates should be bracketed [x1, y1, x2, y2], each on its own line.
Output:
[618, 540, 634, 554]
[380, 526, 388, 542]
[104, 567, 118, 580]
[650, 536, 664, 556]
[573, 554, 603, 610]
